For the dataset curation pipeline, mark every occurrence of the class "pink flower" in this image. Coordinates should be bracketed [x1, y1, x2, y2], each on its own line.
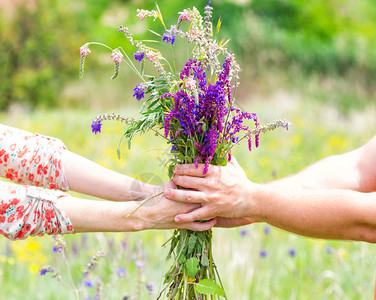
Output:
[80, 45, 91, 56]
[185, 77, 196, 90]
[111, 50, 123, 63]
[178, 10, 191, 21]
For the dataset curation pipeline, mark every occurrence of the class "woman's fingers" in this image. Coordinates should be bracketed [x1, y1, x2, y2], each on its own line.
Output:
[164, 188, 206, 204]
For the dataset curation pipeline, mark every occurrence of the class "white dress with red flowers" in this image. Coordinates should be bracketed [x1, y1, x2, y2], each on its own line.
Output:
[0, 124, 74, 240]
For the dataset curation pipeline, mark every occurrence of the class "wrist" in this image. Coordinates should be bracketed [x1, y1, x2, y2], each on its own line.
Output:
[241, 180, 265, 220]
[118, 201, 147, 231]
[119, 175, 158, 201]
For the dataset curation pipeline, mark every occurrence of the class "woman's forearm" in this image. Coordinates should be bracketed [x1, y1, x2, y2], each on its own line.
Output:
[55, 196, 141, 232]
[55, 195, 216, 233]
[62, 150, 156, 201]
[250, 183, 376, 242]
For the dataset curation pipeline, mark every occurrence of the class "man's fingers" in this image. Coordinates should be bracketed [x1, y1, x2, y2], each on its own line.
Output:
[185, 219, 217, 231]
[229, 156, 240, 167]
[174, 206, 212, 223]
[172, 175, 206, 190]
[175, 163, 216, 177]
[164, 188, 205, 204]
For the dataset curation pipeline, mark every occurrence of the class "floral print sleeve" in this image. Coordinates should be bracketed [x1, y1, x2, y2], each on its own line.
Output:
[0, 124, 69, 190]
[0, 124, 74, 240]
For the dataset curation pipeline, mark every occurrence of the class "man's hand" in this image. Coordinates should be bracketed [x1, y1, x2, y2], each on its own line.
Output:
[164, 157, 257, 223]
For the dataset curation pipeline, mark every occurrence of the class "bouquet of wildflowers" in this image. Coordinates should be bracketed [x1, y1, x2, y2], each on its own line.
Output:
[80, 2, 290, 299]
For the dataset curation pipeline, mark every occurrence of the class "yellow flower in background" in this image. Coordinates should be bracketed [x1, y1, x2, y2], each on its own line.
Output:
[337, 248, 348, 260]
[0, 255, 6, 263]
[29, 263, 41, 274]
[7, 257, 15, 265]
[9, 239, 47, 274]
[329, 135, 347, 152]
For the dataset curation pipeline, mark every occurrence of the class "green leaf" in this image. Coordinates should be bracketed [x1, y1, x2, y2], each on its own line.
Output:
[214, 156, 227, 166]
[178, 254, 186, 264]
[201, 123, 207, 132]
[185, 257, 199, 279]
[201, 253, 209, 267]
[187, 235, 197, 254]
[195, 279, 225, 296]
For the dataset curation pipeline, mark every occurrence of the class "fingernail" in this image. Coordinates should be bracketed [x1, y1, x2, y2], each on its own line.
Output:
[175, 217, 181, 223]
[164, 189, 170, 197]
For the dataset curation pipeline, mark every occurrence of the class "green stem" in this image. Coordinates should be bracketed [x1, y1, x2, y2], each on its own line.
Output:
[125, 191, 164, 217]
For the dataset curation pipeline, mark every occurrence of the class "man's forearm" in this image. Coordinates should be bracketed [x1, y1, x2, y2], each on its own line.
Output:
[250, 183, 376, 242]
[269, 150, 362, 191]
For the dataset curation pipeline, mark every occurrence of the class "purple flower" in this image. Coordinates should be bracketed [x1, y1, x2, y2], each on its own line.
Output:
[325, 246, 333, 254]
[91, 120, 102, 134]
[72, 243, 78, 256]
[133, 84, 145, 101]
[146, 281, 154, 293]
[260, 250, 268, 258]
[264, 226, 271, 235]
[162, 30, 176, 45]
[135, 261, 145, 269]
[40, 269, 48, 276]
[116, 267, 126, 277]
[288, 248, 296, 257]
[84, 279, 94, 288]
[134, 52, 145, 62]
[240, 229, 247, 236]
[248, 137, 252, 151]
[39, 267, 51, 276]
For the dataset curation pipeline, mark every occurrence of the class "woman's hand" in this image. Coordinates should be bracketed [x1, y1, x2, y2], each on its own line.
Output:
[128, 180, 217, 231]
[134, 195, 217, 231]
[164, 157, 258, 223]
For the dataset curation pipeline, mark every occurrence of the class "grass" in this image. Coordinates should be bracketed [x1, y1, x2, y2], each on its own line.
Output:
[0, 97, 375, 299]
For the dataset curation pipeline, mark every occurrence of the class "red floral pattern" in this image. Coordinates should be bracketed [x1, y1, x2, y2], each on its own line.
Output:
[0, 124, 74, 240]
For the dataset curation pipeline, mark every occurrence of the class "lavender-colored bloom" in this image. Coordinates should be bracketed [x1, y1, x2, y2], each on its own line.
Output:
[71, 243, 79, 256]
[264, 226, 271, 235]
[134, 52, 145, 62]
[84, 279, 94, 288]
[135, 261, 145, 269]
[39, 268, 49, 276]
[325, 246, 333, 254]
[91, 120, 102, 134]
[162, 30, 176, 45]
[288, 248, 296, 257]
[133, 84, 145, 101]
[146, 281, 154, 293]
[240, 229, 247, 236]
[260, 250, 268, 258]
[121, 240, 128, 250]
[116, 267, 127, 277]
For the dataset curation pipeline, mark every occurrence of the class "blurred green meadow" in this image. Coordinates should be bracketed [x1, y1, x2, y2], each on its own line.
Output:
[1, 0, 376, 299]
